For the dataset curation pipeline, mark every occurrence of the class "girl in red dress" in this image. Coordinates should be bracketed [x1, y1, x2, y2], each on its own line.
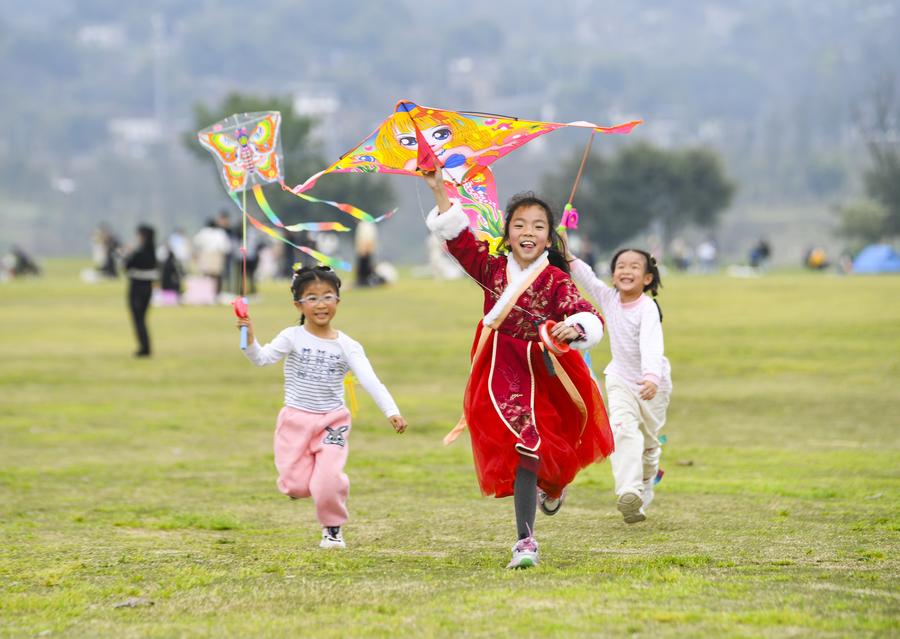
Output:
[423, 171, 614, 568]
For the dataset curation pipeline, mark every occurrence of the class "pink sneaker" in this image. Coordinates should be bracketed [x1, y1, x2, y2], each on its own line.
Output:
[506, 536, 540, 569]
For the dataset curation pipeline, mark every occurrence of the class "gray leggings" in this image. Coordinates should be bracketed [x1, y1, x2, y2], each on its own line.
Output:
[514, 463, 538, 540]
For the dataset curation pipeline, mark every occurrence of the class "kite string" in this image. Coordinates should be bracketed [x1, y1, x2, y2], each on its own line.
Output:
[241, 185, 248, 298]
[567, 129, 596, 206]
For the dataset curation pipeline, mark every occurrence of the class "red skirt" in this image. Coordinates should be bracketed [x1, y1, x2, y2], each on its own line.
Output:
[462, 323, 614, 498]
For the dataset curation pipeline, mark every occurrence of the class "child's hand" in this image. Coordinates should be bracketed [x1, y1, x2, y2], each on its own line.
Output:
[389, 415, 408, 434]
[551, 321, 580, 343]
[236, 316, 254, 344]
[421, 169, 443, 191]
[639, 379, 658, 401]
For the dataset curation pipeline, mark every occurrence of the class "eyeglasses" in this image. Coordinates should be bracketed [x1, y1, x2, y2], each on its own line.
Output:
[296, 294, 340, 305]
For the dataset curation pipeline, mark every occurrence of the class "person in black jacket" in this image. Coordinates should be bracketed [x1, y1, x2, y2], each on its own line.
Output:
[125, 225, 158, 357]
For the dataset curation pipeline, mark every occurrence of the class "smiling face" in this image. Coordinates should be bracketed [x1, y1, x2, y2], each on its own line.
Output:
[612, 250, 653, 296]
[394, 124, 453, 154]
[505, 204, 552, 267]
[293, 280, 340, 329]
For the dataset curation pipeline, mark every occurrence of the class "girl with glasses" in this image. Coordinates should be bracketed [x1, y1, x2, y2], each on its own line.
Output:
[237, 265, 407, 549]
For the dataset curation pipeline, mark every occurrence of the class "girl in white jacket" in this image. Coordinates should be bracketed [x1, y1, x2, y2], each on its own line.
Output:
[565, 242, 672, 524]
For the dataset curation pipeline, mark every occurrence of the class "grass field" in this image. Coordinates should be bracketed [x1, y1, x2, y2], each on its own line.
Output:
[1, 262, 898, 638]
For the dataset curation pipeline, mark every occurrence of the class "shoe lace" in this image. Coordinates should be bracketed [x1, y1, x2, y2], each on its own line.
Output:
[516, 536, 538, 553]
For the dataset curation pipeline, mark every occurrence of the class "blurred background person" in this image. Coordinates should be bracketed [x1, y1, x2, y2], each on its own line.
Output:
[124, 224, 158, 357]
[2, 245, 41, 279]
[354, 220, 382, 287]
[696, 239, 718, 273]
[193, 218, 230, 294]
[157, 237, 184, 306]
[804, 246, 830, 270]
[92, 223, 120, 278]
[749, 238, 771, 270]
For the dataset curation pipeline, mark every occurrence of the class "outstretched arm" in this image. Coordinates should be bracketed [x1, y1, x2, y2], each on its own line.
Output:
[559, 228, 613, 312]
[241, 325, 293, 366]
[344, 340, 401, 420]
[422, 171, 494, 286]
[423, 170, 453, 213]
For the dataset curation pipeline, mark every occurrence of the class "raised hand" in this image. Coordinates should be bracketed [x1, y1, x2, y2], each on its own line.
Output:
[421, 170, 452, 213]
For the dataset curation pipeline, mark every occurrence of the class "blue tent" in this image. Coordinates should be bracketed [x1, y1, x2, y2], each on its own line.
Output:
[853, 244, 900, 274]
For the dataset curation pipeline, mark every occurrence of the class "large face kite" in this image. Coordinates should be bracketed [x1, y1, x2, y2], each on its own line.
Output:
[292, 100, 640, 243]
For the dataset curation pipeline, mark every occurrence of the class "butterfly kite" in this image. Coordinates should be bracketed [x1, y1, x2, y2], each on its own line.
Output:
[291, 100, 640, 246]
[198, 111, 395, 347]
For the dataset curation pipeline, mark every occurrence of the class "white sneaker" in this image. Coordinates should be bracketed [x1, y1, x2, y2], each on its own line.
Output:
[616, 492, 646, 524]
[319, 526, 346, 549]
[538, 487, 567, 516]
[506, 536, 540, 569]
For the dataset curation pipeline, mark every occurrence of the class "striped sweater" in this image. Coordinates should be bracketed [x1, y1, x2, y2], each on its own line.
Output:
[244, 326, 399, 417]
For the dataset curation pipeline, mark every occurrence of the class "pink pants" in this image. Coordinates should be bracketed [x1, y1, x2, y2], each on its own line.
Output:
[274, 405, 352, 527]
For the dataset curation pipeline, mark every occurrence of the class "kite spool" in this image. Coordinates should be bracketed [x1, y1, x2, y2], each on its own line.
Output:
[539, 320, 571, 356]
[232, 297, 249, 350]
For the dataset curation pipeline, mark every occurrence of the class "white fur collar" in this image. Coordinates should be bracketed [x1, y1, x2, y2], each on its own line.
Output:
[483, 251, 549, 327]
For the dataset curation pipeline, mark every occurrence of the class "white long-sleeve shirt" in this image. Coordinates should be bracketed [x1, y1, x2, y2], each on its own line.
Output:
[244, 326, 400, 417]
[570, 258, 672, 392]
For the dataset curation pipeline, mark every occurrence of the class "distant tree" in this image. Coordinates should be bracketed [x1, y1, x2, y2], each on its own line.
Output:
[854, 79, 900, 237]
[836, 199, 889, 253]
[185, 93, 394, 225]
[542, 142, 735, 251]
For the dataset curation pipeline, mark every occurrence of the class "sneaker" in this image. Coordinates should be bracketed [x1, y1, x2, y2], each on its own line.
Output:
[506, 536, 540, 569]
[616, 492, 646, 524]
[319, 526, 346, 549]
[538, 487, 567, 516]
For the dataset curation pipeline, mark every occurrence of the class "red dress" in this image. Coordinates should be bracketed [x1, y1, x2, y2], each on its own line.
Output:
[446, 229, 614, 499]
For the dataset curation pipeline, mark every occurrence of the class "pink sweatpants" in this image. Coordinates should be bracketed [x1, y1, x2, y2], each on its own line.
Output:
[274, 405, 352, 527]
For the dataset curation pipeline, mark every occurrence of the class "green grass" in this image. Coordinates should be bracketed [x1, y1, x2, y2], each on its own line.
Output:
[1, 262, 899, 638]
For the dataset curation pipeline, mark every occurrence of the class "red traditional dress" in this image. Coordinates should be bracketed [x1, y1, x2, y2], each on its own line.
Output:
[428, 201, 614, 499]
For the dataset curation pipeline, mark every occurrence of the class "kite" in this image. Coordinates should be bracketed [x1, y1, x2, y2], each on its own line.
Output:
[291, 100, 640, 244]
[198, 111, 366, 348]
[197, 111, 352, 268]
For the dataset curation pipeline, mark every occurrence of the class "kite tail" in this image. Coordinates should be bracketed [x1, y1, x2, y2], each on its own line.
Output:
[250, 184, 351, 231]
[229, 191, 351, 270]
[279, 181, 393, 224]
[252, 183, 284, 227]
